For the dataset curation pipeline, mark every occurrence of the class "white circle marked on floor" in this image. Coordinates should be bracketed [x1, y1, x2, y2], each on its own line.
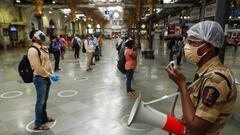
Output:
[58, 90, 78, 97]
[26, 120, 57, 132]
[74, 77, 88, 81]
[0, 91, 23, 99]
[120, 115, 151, 131]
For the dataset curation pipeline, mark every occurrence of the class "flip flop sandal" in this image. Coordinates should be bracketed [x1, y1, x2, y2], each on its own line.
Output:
[43, 117, 55, 124]
[131, 91, 138, 97]
[34, 125, 49, 130]
[46, 117, 55, 122]
[127, 92, 134, 97]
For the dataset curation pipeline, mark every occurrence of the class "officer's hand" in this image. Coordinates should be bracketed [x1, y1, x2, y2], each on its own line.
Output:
[51, 73, 60, 82]
[165, 63, 186, 86]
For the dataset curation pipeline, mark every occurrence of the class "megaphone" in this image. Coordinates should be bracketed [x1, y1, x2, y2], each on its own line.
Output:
[128, 94, 186, 135]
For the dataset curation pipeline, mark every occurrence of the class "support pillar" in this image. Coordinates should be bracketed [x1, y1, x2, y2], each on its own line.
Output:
[72, 22, 75, 35]
[142, 0, 154, 59]
[200, 0, 206, 21]
[136, 21, 141, 48]
[70, 0, 77, 35]
[136, 0, 142, 48]
[215, 0, 230, 64]
[34, 0, 43, 31]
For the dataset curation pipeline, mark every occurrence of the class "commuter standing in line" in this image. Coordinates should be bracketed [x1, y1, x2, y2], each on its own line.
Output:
[28, 30, 59, 130]
[72, 35, 81, 59]
[166, 21, 237, 135]
[125, 39, 138, 97]
[167, 37, 178, 62]
[93, 35, 100, 61]
[98, 35, 103, 57]
[59, 35, 67, 60]
[51, 31, 61, 72]
[176, 36, 184, 65]
[85, 35, 95, 71]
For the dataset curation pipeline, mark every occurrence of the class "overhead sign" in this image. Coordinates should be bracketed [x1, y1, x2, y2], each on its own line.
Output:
[205, 3, 216, 18]
[168, 15, 180, 25]
[190, 7, 200, 21]
[105, 10, 113, 15]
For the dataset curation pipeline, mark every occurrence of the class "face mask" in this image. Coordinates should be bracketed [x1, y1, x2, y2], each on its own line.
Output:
[42, 37, 50, 46]
[184, 42, 207, 64]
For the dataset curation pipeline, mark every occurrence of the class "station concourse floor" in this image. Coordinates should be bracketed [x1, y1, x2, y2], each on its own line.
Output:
[0, 39, 239, 135]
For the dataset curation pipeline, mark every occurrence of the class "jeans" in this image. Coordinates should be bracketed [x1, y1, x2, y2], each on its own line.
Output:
[99, 46, 102, 56]
[53, 51, 60, 70]
[126, 69, 134, 92]
[33, 76, 51, 126]
[74, 48, 80, 58]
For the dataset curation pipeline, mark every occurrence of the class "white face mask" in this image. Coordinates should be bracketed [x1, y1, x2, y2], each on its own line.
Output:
[184, 42, 207, 64]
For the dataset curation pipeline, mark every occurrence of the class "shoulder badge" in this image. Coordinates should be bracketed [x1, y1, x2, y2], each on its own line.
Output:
[202, 86, 220, 107]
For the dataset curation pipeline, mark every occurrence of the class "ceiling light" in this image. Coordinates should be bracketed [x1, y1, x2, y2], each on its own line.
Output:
[49, 11, 52, 14]
[52, 0, 56, 4]
[76, 14, 85, 18]
[64, 15, 67, 18]
[141, 24, 146, 29]
[97, 24, 101, 28]
[61, 9, 71, 14]
[16, 0, 21, 3]
[113, 12, 120, 18]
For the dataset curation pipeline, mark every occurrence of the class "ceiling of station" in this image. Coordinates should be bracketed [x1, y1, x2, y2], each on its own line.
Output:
[15, 0, 216, 26]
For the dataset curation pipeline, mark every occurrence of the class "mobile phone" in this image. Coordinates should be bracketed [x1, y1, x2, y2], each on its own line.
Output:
[169, 61, 177, 68]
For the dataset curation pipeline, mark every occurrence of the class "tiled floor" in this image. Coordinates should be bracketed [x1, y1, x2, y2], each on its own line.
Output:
[0, 39, 239, 135]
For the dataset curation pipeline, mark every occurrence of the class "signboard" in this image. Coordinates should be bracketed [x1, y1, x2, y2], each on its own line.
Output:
[105, 10, 113, 15]
[168, 15, 180, 25]
[190, 7, 200, 21]
[205, 3, 216, 18]
[159, 20, 165, 27]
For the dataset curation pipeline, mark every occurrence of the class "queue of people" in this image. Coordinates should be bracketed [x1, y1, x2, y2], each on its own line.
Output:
[23, 21, 237, 134]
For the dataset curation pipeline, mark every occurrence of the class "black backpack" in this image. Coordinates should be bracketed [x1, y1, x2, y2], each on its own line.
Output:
[18, 46, 41, 83]
[117, 47, 126, 74]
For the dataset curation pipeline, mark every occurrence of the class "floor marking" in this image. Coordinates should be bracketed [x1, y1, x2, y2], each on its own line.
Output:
[0, 91, 23, 99]
[58, 90, 78, 97]
[26, 120, 57, 132]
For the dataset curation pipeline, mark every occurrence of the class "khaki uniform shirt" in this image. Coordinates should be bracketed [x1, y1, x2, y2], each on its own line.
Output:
[189, 56, 237, 135]
[28, 43, 52, 78]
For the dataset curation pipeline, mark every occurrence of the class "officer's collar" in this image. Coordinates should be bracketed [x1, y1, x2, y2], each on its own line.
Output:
[196, 56, 221, 77]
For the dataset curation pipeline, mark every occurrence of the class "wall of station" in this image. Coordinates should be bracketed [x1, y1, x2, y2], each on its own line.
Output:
[0, 0, 75, 49]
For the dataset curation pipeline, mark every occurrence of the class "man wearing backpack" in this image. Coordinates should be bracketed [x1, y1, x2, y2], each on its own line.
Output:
[28, 30, 59, 130]
[72, 35, 81, 59]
